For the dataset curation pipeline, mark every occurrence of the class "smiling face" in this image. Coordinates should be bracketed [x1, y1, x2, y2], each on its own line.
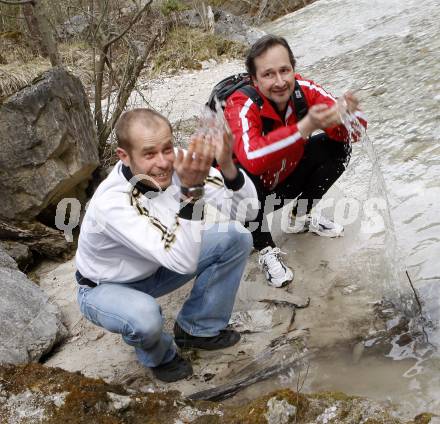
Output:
[116, 120, 175, 190]
[252, 44, 296, 113]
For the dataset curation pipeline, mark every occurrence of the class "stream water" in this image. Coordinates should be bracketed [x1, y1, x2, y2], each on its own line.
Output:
[252, 0, 440, 418]
[133, 0, 440, 416]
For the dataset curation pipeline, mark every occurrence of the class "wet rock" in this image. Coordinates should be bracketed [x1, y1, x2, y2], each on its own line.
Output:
[0, 67, 99, 222]
[265, 397, 297, 423]
[107, 392, 132, 411]
[316, 404, 338, 423]
[0, 246, 67, 364]
[351, 341, 365, 364]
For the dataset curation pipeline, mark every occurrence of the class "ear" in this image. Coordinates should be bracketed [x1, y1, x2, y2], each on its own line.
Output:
[116, 147, 130, 167]
[251, 76, 259, 88]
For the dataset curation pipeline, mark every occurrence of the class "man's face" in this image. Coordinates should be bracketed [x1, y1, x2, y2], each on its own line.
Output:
[252, 44, 296, 112]
[117, 121, 175, 190]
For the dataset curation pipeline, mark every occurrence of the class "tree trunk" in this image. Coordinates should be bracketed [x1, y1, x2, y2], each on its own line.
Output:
[32, 0, 61, 66]
[22, 3, 47, 56]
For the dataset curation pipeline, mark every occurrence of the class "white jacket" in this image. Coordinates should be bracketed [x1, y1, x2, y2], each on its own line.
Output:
[75, 161, 258, 283]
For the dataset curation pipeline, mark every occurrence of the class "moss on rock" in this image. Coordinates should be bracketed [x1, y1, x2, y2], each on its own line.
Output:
[0, 364, 436, 423]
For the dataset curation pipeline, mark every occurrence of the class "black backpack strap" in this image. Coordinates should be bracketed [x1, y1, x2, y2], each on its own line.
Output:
[238, 85, 264, 108]
[292, 80, 308, 121]
[238, 85, 274, 135]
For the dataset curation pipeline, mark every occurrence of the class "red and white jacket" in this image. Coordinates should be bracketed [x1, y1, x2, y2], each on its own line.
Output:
[224, 73, 367, 190]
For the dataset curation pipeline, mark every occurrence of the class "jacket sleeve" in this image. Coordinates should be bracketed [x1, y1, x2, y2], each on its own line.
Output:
[224, 91, 306, 175]
[203, 166, 259, 222]
[90, 192, 203, 275]
[297, 77, 368, 142]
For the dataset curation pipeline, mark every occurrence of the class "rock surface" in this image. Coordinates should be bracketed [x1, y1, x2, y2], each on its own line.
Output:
[0, 363, 433, 423]
[0, 67, 99, 222]
[213, 9, 266, 45]
[0, 220, 71, 268]
[176, 8, 266, 45]
[0, 246, 67, 365]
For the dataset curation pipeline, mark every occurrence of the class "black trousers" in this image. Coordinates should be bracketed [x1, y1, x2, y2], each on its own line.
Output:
[244, 133, 351, 251]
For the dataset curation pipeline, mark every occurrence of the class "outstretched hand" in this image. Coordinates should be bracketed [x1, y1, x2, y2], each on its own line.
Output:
[197, 111, 238, 180]
[343, 91, 360, 114]
[174, 134, 215, 188]
[297, 91, 362, 138]
[211, 127, 237, 180]
[298, 103, 341, 138]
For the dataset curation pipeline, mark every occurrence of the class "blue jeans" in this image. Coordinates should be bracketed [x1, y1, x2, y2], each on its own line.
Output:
[77, 223, 252, 367]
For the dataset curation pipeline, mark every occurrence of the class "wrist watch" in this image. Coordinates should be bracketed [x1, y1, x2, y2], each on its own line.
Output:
[180, 184, 205, 201]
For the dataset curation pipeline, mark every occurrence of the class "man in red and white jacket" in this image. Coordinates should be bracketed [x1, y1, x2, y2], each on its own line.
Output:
[224, 34, 367, 288]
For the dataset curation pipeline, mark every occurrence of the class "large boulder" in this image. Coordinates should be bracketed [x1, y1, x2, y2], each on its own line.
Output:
[213, 9, 266, 45]
[176, 9, 266, 45]
[0, 67, 99, 222]
[0, 246, 67, 364]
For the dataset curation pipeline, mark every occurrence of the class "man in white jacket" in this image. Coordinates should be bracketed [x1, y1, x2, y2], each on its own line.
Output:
[75, 108, 258, 382]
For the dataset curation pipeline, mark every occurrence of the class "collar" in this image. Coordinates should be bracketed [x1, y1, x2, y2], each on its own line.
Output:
[122, 164, 161, 198]
[256, 86, 294, 123]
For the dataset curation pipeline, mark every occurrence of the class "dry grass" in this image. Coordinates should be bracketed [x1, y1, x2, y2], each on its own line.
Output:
[0, 61, 49, 101]
[150, 25, 246, 75]
[0, 39, 95, 102]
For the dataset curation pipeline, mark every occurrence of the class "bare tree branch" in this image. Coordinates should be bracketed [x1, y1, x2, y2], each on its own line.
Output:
[98, 30, 161, 150]
[103, 0, 152, 49]
[90, 0, 110, 44]
[94, 46, 108, 134]
[0, 0, 35, 5]
[1, 14, 26, 19]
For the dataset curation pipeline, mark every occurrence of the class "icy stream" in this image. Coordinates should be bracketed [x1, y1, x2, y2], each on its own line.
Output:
[258, 0, 440, 417]
[96, 0, 440, 417]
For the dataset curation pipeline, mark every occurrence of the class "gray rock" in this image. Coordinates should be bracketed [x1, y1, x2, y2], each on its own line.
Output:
[177, 10, 202, 28]
[0, 247, 67, 364]
[213, 10, 266, 45]
[0, 245, 18, 270]
[57, 14, 92, 41]
[0, 240, 32, 270]
[107, 392, 132, 411]
[265, 397, 297, 424]
[0, 67, 99, 222]
[0, 220, 71, 263]
[176, 9, 266, 46]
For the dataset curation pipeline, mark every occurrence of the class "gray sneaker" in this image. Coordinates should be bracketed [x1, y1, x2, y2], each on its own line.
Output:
[289, 213, 344, 237]
[258, 247, 294, 288]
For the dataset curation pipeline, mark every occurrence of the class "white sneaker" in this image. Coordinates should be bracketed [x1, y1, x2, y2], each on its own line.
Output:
[258, 247, 294, 288]
[289, 213, 344, 238]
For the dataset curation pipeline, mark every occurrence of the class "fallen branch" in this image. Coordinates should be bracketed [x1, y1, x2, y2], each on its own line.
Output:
[189, 353, 311, 402]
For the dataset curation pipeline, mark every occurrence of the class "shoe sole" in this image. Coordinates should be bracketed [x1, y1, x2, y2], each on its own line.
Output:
[268, 279, 292, 288]
[309, 229, 344, 238]
[267, 269, 294, 288]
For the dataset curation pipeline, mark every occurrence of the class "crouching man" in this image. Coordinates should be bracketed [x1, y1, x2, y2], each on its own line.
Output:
[75, 108, 258, 382]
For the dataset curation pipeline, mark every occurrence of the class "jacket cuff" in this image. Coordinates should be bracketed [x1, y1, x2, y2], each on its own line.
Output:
[178, 200, 205, 220]
[222, 169, 245, 191]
